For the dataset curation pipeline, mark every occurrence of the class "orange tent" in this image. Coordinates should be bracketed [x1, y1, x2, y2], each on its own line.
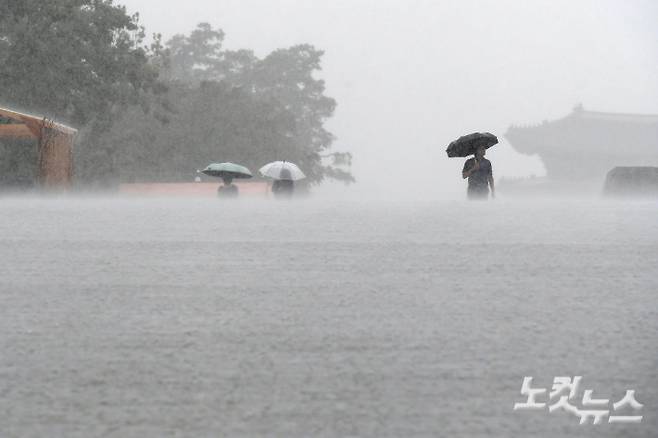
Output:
[0, 106, 76, 189]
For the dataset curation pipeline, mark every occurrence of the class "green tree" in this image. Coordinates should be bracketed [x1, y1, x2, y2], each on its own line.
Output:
[0, 0, 163, 185]
[252, 45, 341, 182]
[165, 22, 225, 84]
[1, 12, 353, 187]
[0, 0, 159, 126]
[159, 23, 354, 184]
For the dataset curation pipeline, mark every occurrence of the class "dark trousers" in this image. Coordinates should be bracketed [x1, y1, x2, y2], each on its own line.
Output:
[467, 185, 489, 200]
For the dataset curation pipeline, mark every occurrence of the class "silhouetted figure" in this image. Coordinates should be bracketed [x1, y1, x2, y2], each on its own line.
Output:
[462, 145, 495, 200]
[217, 176, 239, 198]
[272, 168, 294, 198]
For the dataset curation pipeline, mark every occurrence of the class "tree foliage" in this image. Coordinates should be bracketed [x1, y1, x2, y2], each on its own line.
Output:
[0, 0, 160, 127]
[0, 9, 353, 187]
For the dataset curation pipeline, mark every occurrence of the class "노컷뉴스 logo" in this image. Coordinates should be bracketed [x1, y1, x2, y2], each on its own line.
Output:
[513, 376, 643, 425]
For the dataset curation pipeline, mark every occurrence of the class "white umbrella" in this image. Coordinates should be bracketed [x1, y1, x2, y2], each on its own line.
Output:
[259, 161, 306, 181]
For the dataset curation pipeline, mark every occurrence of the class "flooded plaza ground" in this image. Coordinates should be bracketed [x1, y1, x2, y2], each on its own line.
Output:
[0, 196, 656, 437]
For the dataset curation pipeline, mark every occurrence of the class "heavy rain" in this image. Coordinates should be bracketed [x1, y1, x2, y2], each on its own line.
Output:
[1, 1, 657, 437]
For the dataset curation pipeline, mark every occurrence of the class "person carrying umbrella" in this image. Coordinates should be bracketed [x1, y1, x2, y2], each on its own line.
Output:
[200, 162, 253, 199]
[462, 145, 495, 200]
[446, 132, 497, 200]
[259, 161, 306, 199]
[271, 168, 294, 198]
[217, 175, 239, 198]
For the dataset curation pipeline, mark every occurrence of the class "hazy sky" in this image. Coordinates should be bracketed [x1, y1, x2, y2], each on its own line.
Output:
[121, 0, 658, 197]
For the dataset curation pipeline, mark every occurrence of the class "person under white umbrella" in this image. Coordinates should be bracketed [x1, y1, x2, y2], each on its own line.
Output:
[259, 161, 306, 198]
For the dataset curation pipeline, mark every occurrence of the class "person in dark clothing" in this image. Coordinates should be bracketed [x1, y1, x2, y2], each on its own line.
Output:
[462, 145, 495, 200]
[217, 176, 239, 198]
[272, 168, 294, 198]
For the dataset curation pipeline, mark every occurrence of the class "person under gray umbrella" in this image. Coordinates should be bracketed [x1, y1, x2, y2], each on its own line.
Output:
[462, 145, 495, 200]
[446, 132, 497, 200]
[200, 162, 253, 199]
[217, 175, 239, 198]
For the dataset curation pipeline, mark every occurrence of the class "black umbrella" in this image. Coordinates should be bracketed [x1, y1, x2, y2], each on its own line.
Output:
[446, 132, 498, 158]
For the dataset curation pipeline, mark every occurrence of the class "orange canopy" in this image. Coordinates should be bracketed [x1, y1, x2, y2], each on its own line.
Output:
[0, 106, 77, 188]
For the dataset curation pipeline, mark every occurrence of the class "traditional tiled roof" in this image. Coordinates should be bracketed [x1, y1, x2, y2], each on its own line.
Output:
[504, 105, 658, 179]
[574, 110, 658, 124]
[507, 105, 658, 131]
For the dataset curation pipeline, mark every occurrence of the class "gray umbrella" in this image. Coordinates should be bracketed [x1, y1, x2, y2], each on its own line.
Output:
[201, 162, 253, 179]
[446, 132, 498, 158]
